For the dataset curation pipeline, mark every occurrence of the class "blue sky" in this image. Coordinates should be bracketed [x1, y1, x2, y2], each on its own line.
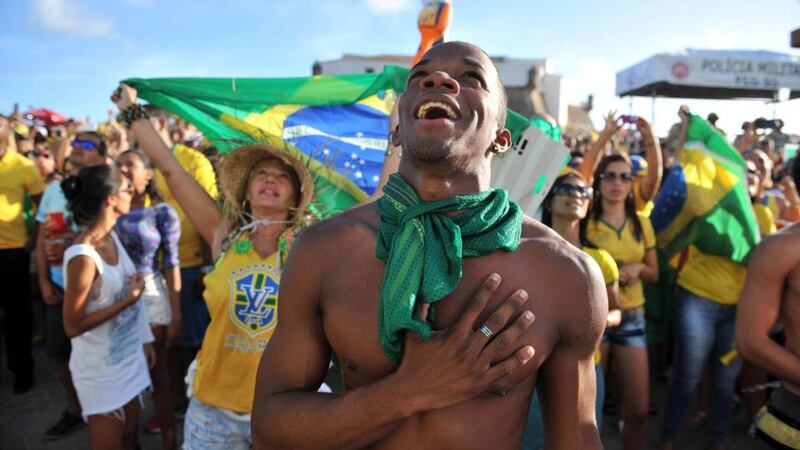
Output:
[2, 0, 799, 135]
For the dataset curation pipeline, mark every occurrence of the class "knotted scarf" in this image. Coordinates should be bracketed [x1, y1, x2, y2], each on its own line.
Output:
[376, 173, 523, 362]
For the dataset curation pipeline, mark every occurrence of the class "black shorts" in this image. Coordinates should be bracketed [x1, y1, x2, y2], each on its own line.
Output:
[754, 384, 800, 449]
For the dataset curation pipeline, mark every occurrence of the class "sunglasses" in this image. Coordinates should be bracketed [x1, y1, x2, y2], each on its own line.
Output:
[71, 139, 98, 151]
[553, 183, 592, 199]
[598, 171, 633, 182]
[31, 150, 52, 159]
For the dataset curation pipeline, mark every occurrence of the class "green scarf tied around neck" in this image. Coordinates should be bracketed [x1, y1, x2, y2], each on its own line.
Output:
[376, 173, 524, 363]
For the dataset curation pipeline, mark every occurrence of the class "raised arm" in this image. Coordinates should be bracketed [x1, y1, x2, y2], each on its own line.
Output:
[734, 121, 757, 154]
[51, 129, 71, 173]
[111, 84, 223, 245]
[252, 222, 536, 450]
[775, 178, 800, 223]
[736, 228, 800, 388]
[675, 106, 690, 156]
[539, 251, 606, 449]
[578, 111, 620, 184]
[635, 117, 663, 201]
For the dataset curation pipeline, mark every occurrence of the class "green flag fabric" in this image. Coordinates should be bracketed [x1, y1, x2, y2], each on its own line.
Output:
[126, 66, 560, 218]
[375, 173, 523, 362]
[126, 67, 409, 217]
[650, 114, 759, 263]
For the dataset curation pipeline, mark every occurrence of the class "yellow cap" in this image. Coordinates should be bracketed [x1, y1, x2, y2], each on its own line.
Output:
[557, 166, 586, 182]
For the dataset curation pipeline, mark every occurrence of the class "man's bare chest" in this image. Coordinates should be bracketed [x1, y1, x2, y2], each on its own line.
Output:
[319, 243, 562, 390]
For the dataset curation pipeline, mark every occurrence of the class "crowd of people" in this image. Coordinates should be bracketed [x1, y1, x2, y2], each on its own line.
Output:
[552, 108, 799, 450]
[0, 41, 798, 450]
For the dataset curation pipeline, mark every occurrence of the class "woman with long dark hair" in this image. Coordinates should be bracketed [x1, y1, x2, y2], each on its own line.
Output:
[61, 164, 155, 449]
[115, 148, 181, 449]
[587, 153, 658, 450]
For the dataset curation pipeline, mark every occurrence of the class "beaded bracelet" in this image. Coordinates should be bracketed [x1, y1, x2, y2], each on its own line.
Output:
[117, 104, 150, 128]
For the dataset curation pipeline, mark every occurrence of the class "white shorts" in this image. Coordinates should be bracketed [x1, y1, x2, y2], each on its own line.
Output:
[142, 272, 171, 326]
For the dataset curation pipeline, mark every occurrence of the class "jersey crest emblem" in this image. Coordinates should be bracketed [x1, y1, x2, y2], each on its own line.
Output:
[229, 268, 279, 336]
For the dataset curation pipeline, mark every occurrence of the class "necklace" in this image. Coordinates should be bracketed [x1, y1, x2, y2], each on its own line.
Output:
[233, 213, 293, 255]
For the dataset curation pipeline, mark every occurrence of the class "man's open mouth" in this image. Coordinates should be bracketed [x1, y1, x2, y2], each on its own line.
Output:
[414, 101, 460, 121]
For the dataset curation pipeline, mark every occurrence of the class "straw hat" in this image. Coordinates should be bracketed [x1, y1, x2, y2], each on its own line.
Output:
[220, 144, 314, 222]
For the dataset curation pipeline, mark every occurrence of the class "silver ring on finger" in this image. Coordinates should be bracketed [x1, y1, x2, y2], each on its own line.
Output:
[479, 324, 494, 339]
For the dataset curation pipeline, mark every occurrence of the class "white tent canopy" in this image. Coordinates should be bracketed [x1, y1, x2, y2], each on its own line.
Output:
[616, 49, 800, 100]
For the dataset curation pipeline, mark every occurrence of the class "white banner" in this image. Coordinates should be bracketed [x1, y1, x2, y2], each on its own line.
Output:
[616, 49, 800, 96]
[491, 126, 569, 216]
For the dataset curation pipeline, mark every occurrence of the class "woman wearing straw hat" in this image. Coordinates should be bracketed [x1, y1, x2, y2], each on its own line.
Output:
[112, 84, 313, 449]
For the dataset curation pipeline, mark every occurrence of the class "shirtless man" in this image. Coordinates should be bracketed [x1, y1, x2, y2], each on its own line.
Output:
[252, 41, 607, 450]
[736, 223, 800, 447]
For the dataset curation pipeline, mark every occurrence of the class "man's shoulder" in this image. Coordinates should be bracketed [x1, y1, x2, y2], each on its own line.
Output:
[294, 201, 380, 254]
[517, 216, 607, 324]
[4, 151, 37, 173]
[754, 223, 800, 262]
[518, 216, 596, 277]
[7, 150, 34, 165]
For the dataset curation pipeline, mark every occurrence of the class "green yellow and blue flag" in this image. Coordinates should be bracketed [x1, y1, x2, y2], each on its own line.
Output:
[650, 114, 759, 263]
[125, 66, 562, 217]
[126, 67, 409, 217]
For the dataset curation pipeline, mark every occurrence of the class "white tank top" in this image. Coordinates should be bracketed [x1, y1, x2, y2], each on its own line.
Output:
[63, 232, 154, 416]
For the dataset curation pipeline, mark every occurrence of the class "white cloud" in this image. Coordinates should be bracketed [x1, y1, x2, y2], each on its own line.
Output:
[657, 29, 739, 53]
[30, 0, 114, 38]
[564, 58, 616, 105]
[363, 0, 415, 14]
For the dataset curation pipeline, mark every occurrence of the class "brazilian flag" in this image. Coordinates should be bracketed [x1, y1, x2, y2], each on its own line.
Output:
[126, 66, 557, 217]
[651, 113, 760, 262]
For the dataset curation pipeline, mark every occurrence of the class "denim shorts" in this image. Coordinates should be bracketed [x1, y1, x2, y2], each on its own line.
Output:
[603, 307, 647, 347]
[183, 397, 251, 450]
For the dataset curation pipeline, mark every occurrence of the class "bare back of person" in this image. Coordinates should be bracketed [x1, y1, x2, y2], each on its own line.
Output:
[738, 221, 800, 395]
[774, 225, 800, 394]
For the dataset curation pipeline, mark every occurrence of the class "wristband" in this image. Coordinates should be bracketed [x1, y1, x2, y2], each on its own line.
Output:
[117, 104, 150, 128]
